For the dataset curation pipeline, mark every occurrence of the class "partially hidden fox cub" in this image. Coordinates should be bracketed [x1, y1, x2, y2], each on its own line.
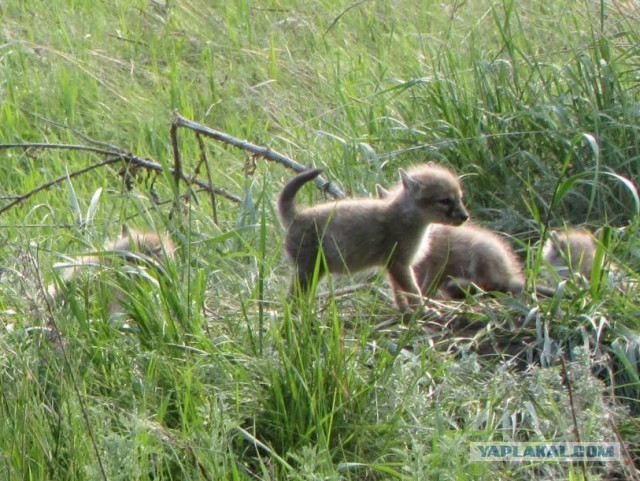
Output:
[541, 228, 597, 284]
[278, 165, 469, 310]
[47, 228, 175, 312]
[376, 185, 526, 299]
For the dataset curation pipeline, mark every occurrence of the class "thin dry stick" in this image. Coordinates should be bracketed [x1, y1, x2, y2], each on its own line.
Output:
[608, 416, 640, 481]
[560, 356, 589, 480]
[0, 156, 122, 215]
[172, 112, 345, 199]
[0, 143, 241, 216]
[122, 154, 241, 204]
[324, 0, 372, 37]
[195, 133, 218, 224]
[0, 142, 123, 156]
[169, 120, 183, 199]
[29, 251, 109, 481]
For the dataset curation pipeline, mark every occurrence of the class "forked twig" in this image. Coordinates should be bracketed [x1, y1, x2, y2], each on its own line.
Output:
[2, 113, 344, 219]
[0, 143, 241, 216]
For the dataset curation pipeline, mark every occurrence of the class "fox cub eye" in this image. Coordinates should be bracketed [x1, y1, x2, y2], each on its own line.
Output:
[437, 198, 453, 206]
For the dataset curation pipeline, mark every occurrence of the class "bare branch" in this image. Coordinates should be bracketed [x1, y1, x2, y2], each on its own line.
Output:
[195, 133, 218, 224]
[0, 157, 122, 216]
[0, 143, 241, 216]
[172, 112, 345, 199]
[27, 249, 109, 481]
[169, 120, 182, 198]
[560, 355, 589, 480]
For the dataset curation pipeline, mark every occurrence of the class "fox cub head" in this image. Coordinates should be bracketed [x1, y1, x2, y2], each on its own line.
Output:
[384, 164, 469, 226]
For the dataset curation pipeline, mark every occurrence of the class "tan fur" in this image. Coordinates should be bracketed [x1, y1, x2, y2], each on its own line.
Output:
[376, 185, 525, 299]
[278, 165, 469, 310]
[411, 223, 525, 299]
[542, 228, 596, 283]
[105, 230, 176, 261]
[47, 229, 175, 310]
[542, 228, 637, 293]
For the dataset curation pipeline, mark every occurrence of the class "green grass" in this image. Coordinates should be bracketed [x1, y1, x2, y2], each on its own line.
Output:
[1, 0, 640, 479]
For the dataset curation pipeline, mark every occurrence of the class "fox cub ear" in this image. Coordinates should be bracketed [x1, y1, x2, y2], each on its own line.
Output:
[376, 184, 390, 199]
[548, 230, 567, 251]
[399, 168, 419, 193]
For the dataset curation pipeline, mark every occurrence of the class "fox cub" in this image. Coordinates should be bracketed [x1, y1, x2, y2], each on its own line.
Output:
[47, 229, 175, 311]
[541, 228, 597, 284]
[412, 223, 526, 299]
[278, 164, 469, 310]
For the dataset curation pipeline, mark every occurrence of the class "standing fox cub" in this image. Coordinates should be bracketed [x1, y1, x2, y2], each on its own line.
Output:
[278, 165, 469, 310]
[47, 228, 175, 310]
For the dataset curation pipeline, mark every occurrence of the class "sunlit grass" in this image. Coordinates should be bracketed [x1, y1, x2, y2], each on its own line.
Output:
[1, 0, 639, 479]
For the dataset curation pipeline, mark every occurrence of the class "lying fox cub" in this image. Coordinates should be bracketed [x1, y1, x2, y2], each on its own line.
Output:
[376, 184, 530, 299]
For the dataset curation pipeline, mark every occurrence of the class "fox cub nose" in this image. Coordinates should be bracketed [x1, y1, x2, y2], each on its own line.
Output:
[451, 207, 469, 224]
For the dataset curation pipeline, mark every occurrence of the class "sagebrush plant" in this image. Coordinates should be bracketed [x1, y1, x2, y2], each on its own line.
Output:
[1, 0, 639, 479]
